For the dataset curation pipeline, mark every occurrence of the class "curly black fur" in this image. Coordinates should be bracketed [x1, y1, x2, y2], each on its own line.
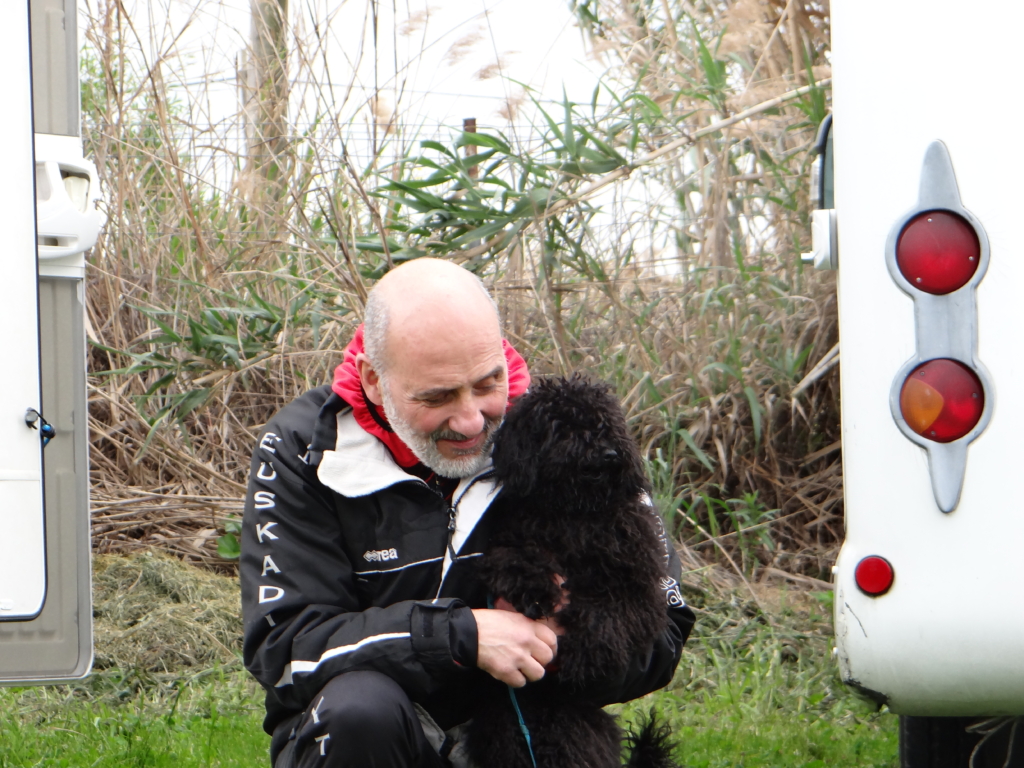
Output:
[625, 710, 678, 768]
[464, 374, 679, 768]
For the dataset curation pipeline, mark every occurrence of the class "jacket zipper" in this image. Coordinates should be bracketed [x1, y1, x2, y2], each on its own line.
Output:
[424, 483, 457, 563]
[446, 503, 458, 567]
[434, 471, 494, 600]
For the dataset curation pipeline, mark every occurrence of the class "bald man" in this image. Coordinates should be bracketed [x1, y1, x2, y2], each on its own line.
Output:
[240, 259, 694, 768]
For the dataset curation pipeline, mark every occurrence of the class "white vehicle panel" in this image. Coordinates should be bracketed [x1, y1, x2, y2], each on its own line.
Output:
[832, 0, 1024, 713]
[0, 1, 46, 621]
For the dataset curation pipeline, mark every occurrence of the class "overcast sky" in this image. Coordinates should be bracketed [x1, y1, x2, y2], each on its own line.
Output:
[110, 0, 608, 142]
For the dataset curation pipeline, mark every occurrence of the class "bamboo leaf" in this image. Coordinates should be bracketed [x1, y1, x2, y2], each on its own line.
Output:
[419, 140, 454, 157]
[702, 361, 743, 382]
[454, 133, 511, 153]
[449, 220, 509, 248]
[744, 385, 764, 449]
[563, 93, 577, 157]
[678, 427, 715, 471]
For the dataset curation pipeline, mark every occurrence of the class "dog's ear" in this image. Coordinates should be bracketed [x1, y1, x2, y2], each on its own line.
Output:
[491, 406, 536, 497]
[493, 372, 650, 497]
[491, 380, 562, 497]
[491, 437, 540, 498]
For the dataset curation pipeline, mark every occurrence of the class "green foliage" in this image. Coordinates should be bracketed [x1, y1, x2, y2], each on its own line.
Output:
[688, 23, 730, 113]
[375, 93, 629, 273]
[677, 492, 780, 575]
[217, 517, 242, 560]
[99, 281, 340, 458]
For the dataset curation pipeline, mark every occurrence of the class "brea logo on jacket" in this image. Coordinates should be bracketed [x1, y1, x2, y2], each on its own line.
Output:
[363, 548, 399, 563]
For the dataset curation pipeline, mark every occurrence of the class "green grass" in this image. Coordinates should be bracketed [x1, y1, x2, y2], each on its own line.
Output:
[0, 558, 896, 767]
[0, 630, 896, 768]
[0, 662, 895, 768]
[662, 707, 895, 768]
[0, 666, 268, 768]
[0, 706, 266, 768]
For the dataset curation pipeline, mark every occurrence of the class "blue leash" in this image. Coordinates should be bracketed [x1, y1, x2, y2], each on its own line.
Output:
[487, 595, 538, 768]
[507, 685, 537, 768]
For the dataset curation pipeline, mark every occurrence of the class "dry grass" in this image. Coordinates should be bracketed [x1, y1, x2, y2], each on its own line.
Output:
[92, 552, 242, 673]
[81, 0, 838, 580]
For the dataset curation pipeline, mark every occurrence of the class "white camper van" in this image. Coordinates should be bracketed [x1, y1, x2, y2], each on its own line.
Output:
[812, 1, 1024, 764]
[0, 0, 99, 683]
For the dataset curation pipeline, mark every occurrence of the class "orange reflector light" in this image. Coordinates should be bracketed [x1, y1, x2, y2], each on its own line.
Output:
[896, 210, 980, 294]
[855, 556, 894, 597]
[899, 359, 983, 442]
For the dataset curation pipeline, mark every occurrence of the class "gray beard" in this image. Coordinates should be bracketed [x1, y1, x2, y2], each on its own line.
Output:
[380, 378, 500, 479]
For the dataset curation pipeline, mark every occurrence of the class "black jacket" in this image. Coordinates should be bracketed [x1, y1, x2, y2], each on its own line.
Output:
[241, 386, 695, 742]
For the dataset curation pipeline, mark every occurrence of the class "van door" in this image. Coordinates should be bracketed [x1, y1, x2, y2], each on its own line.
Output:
[0, 0, 95, 684]
[0, 1, 47, 624]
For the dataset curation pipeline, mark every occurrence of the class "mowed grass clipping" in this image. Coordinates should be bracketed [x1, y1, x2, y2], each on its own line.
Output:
[0, 554, 896, 767]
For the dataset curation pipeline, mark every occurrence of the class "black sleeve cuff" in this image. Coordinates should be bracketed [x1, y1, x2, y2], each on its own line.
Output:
[449, 605, 478, 667]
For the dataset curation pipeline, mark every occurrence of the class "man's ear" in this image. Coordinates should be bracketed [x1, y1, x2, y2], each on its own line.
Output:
[355, 353, 384, 405]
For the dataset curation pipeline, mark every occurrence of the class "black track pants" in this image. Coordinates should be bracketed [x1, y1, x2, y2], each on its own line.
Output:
[273, 671, 448, 768]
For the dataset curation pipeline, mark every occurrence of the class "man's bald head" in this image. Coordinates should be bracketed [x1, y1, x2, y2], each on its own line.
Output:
[363, 258, 500, 374]
[356, 258, 508, 477]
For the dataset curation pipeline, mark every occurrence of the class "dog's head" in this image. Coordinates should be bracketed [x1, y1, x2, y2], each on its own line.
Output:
[491, 373, 648, 504]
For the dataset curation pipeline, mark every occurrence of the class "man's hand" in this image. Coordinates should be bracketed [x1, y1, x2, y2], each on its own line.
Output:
[472, 609, 558, 687]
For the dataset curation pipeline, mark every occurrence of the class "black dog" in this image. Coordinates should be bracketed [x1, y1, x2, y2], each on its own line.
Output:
[464, 374, 678, 768]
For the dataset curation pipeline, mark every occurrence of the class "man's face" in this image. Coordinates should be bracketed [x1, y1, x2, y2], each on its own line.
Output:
[374, 324, 509, 478]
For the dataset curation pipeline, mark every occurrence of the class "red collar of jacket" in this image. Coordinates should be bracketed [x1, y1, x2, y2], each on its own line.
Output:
[331, 324, 530, 468]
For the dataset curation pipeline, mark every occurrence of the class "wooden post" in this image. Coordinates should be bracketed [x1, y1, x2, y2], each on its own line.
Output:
[243, 0, 290, 240]
[463, 117, 478, 180]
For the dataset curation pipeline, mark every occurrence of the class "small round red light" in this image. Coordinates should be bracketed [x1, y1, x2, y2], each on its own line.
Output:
[896, 210, 980, 295]
[855, 556, 894, 596]
[899, 359, 984, 442]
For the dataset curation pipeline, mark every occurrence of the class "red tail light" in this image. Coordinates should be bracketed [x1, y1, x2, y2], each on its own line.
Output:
[855, 556, 894, 596]
[896, 210, 979, 294]
[899, 359, 984, 442]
